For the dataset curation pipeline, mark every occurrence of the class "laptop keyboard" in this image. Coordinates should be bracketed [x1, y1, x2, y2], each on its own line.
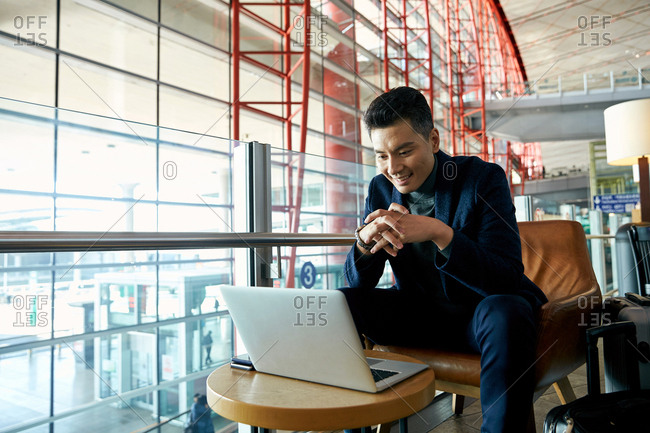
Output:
[371, 368, 399, 382]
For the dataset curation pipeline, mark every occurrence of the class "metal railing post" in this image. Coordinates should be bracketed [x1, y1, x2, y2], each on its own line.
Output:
[589, 210, 607, 294]
[608, 213, 621, 294]
[639, 67, 644, 89]
[233, 141, 273, 288]
[514, 195, 533, 222]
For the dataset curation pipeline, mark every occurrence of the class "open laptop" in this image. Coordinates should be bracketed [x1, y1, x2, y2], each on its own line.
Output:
[218, 285, 428, 393]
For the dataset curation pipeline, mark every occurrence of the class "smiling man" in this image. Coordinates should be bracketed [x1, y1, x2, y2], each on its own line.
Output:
[341, 87, 547, 433]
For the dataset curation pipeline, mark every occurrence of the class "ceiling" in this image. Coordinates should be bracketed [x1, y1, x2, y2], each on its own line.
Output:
[500, 0, 650, 87]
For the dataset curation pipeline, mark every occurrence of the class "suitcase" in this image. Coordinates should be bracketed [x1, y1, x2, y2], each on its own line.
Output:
[543, 321, 650, 433]
[603, 292, 650, 391]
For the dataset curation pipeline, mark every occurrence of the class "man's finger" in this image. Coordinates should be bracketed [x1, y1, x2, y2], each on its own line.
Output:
[370, 230, 402, 255]
[364, 208, 389, 224]
[371, 237, 398, 257]
[361, 221, 385, 244]
[365, 206, 408, 224]
[379, 228, 403, 250]
[388, 203, 409, 215]
[379, 214, 404, 235]
[382, 243, 398, 257]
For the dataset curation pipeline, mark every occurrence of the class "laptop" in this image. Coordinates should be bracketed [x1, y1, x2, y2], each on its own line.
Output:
[218, 285, 428, 393]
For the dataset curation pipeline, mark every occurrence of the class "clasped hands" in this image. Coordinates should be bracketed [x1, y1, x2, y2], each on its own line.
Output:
[357, 203, 440, 257]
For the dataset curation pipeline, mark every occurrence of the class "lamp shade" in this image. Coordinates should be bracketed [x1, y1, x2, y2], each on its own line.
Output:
[605, 98, 650, 166]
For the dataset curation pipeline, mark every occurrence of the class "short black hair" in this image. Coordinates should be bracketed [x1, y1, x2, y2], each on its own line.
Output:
[363, 87, 433, 139]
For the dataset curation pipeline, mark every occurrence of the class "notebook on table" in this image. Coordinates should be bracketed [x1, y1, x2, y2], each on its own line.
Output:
[218, 285, 428, 393]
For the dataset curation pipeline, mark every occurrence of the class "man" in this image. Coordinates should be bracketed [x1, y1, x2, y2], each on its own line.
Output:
[188, 394, 215, 433]
[202, 330, 213, 365]
[341, 87, 547, 433]
[185, 393, 202, 433]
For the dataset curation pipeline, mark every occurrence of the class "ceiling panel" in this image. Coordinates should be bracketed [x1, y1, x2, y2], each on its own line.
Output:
[501, 0, 650, 88]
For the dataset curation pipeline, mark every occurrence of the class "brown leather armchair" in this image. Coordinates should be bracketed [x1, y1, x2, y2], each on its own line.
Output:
[369, 220, 602, 432]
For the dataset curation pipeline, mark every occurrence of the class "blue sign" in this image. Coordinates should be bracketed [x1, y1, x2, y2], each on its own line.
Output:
[593, 193, 640, 213]
[300, 261, 317, 288]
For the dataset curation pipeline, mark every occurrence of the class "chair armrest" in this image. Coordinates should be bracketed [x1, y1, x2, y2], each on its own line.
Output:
[533, 284, 602, 388]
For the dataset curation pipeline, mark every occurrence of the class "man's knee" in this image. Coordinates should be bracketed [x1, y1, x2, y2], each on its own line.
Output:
[337, 286, 362, 311]
[336, 287, 367, 333]
[472, 295, 536, 348]
[474, 294, 534, 324]
[337, 286, 355, 299]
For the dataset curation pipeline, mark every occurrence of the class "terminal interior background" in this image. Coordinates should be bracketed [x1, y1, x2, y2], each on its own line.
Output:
[0, 0, 649, 432]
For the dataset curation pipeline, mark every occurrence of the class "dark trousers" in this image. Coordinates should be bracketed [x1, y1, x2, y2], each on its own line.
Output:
[339, 287, 537, 433]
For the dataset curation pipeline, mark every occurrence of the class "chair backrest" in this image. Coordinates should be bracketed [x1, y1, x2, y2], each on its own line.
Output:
[518, 220, 598, 302]
[628, 225, 650, 296]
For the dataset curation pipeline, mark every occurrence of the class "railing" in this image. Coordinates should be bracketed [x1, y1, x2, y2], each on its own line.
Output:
[130, 409, 189, 433]
[0, 231, 354, 253]
[586, 233, 618, 297]
[131, 409, 191, 433]
[488, 67, 650, 100]
[585, 234, 615, 240]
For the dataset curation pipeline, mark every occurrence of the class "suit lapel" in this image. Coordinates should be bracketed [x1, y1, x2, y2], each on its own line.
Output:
[391, 184, 403, 206]
[434, 151, 452, 226]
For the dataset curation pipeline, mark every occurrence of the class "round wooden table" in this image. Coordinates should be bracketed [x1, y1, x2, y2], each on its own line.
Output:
[206, 350, 435, 431]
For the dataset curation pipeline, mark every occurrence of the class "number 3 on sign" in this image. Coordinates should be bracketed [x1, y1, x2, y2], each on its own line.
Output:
[300, 262, 317, 288]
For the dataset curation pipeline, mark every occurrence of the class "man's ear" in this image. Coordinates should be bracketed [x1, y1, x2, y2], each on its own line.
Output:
[430, 128, 440, 153]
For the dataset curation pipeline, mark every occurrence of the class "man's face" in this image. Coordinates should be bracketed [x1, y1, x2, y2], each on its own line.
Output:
[371, 120, 439, 194]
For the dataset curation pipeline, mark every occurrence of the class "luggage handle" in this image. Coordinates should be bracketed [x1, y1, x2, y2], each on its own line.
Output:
[625, 292, 650, 306]
[586, 321, 640, 396]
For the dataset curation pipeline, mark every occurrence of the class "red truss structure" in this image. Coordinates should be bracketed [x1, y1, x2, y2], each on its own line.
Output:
[232, 0, 311, 152]
[382, 0, 541, 189]
[231, 0, 311, 286]
[382, 0, 435, 109]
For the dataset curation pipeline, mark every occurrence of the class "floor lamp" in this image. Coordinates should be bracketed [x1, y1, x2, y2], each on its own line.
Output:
[604, 98, 650, 222]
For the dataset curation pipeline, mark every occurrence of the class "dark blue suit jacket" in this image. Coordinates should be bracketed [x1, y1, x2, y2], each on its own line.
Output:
[344, 150, 548, 310]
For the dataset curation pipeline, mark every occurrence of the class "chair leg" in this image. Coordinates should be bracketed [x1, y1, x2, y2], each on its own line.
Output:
[363, 335, 375, 350]
[452, 393, 465, 415]
[377, 422, 393, 433]
[552, 376, 577, 404]
[526, 405, 536, 433]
